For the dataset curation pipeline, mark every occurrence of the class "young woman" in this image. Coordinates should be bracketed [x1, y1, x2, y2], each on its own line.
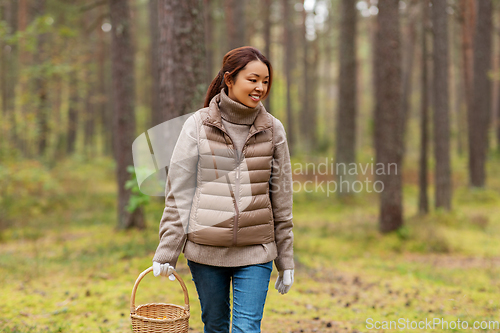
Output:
[152, 46, 294, 333]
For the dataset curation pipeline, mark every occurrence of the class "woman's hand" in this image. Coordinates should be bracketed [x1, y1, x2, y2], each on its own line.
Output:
[275, 269, 294, 294]
[153, 261, 176, 281]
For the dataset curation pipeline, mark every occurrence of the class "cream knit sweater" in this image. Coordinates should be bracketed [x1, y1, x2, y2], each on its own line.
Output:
[153, 88, 294, 271]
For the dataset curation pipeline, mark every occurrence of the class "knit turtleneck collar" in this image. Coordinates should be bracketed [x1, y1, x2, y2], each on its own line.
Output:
[218, 88, 262, 125]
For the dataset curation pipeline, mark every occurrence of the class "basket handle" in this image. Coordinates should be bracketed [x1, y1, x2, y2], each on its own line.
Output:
[130, 266, 190, 315]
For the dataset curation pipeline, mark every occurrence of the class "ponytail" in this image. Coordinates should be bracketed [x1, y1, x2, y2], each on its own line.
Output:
[204, 70, 226, 107]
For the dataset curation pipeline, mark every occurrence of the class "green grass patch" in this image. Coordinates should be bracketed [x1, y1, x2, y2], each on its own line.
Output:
[1, 155, 500, 332]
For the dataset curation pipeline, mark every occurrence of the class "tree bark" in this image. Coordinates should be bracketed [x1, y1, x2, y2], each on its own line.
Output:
[52, 75, 66, 162]
[203, 0, 214, 86]
[323, 0, 334, 150]
[34, 0, 49, 157]
[84, 70, 96, 158]
[282, 0, 295, 155]
[0, 0, 18, 120]
[224, 0, 245, 50]
[432, 0, 452, 210]
[460, 0, 474, 123]
[262, 0, 272, 113]
[419, 0, 430, 214]
[1, 1, 7, 116]
[158, 0, 206, 122]
[110, 0, 145, 230]
[84, 9, 96, 158]
[97, 4, 111, 156]
[309, 33, 319, 150]
[2, 0, 18, 146]
[374, 0, 403, 232]
[149, 0, 161, 128]
[497, 22, 500, 150]
[66, 71, 78, 155]
[16, 0, 28, 156]
[452, 4, 465, 156]
[299, 3, 316, 152]
[401, 0, 418, 146]
[335, 0, 357, 195]
[469, 0, 492, 187]
[300, 6, 308, 151]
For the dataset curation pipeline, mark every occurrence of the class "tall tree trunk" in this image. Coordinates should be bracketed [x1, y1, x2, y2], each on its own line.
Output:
[224, 0, 245, 50]
[53, 75, 66, 162]
[3, 0, 18, 147]
[460, 0, 475, 156]
[469, 0, 492, 187]
[453, 4, 465, 156]
[149, 0, 161, 128]
[323, 1, 334, 150]
[84, 70, 96, 158]
[419, 0, 430, 214]
[309, 34, 319, 150]
[460, 0, 474, 117]
[83, 8, 96, 159]
[370, 13, 377, 151]
[97, 4, 111, 156]
[282, 0, 295, 155]
[497, 23, 500, 149]
[0, 1, 7, 116]
[1, 2, 6, 154]
[300, 5, 307, 151]
[16, 0, 28, 156]
[307, 1, 319, 151]
[66, 71, 78, 155]
[375, 0, 403, 233]
[401, 0, 418, 146]
[335, 0, 357, 195]
[34, 0, 48, 157]
[110, 0, 145, 230]
[300, 4, 315, 152]
[158, 0, 206, 122]
[17, 0, 26, 64]
[203, 0, 214, 86]
[432, 0, 452, 210]
[262, 0, 272, 113]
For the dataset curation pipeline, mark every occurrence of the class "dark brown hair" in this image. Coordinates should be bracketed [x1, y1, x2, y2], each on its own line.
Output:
[204, 46, 273, 107]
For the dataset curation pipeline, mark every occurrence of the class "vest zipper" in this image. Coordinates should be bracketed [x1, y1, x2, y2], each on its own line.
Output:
[233, 131, 266, 246]
[205, 122, 267, 247]
[233, 164, 240, 246]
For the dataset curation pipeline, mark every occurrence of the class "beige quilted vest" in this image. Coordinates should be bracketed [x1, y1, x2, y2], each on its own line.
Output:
[186, 95, 275, 247]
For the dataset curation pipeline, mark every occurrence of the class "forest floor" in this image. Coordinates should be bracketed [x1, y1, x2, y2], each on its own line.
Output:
[1, 155, 500, 332]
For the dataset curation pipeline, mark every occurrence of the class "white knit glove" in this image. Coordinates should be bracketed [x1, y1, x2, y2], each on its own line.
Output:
[153, 261, 176, 281]
[275, 269, 294, 294]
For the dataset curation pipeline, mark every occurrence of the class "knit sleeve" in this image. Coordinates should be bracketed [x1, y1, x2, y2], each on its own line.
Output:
[152, 115, 198, 268]
[270, 117, 294, 271]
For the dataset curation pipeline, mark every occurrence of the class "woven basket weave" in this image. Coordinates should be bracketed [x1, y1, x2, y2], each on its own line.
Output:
[130, 267, 190, 333]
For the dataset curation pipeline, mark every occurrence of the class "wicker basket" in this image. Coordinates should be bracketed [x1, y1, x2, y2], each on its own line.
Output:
[130, 266, 190, 333]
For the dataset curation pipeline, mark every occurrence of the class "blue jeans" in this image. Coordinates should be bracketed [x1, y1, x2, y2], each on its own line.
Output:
[187, 260, 273, 333]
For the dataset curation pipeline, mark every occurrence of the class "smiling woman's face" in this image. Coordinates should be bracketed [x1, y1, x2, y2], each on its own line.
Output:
[225, 60, 269, 108]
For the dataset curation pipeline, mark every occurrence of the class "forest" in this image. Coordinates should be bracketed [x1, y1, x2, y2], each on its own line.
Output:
[1, 0, 500, 332]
